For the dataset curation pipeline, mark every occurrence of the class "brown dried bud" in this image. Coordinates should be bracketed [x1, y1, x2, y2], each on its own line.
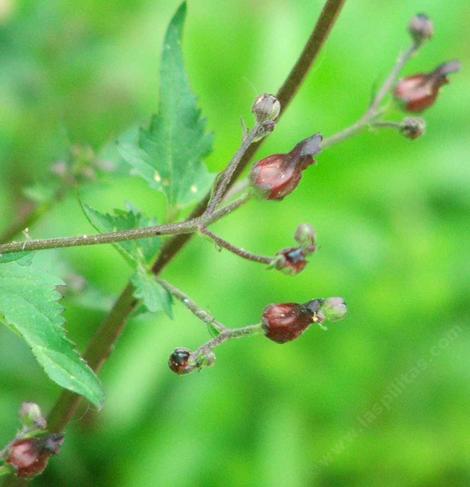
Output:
[409, 14, 434, 43]
[394, 60, 461, 112]
[400, 117, 426, 139]
[250, 134, 323, 200]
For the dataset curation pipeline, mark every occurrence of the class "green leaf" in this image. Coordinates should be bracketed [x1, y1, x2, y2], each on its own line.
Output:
[0, 261, 104, 407]
[0, 252, 33, 265]
[81, 203, 160, 266]
[120, 2, 214, 209]
[131, 268, 173, 318]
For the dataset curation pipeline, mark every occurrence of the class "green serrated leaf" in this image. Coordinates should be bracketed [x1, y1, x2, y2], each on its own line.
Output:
[0, 261, 104, 408]
[81, 203, 160, 266]
[131, 268, 173, 318]
[120, 2, 214, 209]
[0, 252, 33, 265]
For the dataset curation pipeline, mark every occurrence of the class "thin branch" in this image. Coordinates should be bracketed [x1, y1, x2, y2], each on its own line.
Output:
[194, 323, 263, 361]
[39, 0, 347, 439]
[199, 227, 273, 265]
[0, 195, 251, 256]
[205, 124, 261, 215]
[156, 278, 226, 333]
[322, 42, 420, 149]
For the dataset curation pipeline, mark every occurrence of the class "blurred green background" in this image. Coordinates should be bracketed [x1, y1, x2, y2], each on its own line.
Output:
[1, 0, 469, 485]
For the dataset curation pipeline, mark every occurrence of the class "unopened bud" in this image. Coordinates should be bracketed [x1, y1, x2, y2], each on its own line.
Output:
[395, 60, 461, 112]
[400, 117, 426, 139]
[409, 14, 434, 43]
[19, 402, 46, 430]
[250, 134, 323, 200]
[168, 348, 196, 375]
[273, 248, 308, 275]
[6, 434, 64, 478]
[196, 350, 216, 369]
[294, 223, 317, 250]
[318, 297, 347, 322]
[252, 94, 281, 123]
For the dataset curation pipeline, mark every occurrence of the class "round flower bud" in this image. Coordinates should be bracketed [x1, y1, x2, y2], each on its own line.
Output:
[168, 348, 195, 375]
[252, 94, 281, 123]
[318, 297, 347, 322]
[400, 117, 426, 139]
[6, 434, 64, 478]
[19, 402, 46, 430]
[409, 14, 434, 43]
[262, 303, 317, 343]
[196, 350, 216, 369]
[395, 60, 461, 112]
[294, 223, 317, 250]
[250, 134, 323, 200]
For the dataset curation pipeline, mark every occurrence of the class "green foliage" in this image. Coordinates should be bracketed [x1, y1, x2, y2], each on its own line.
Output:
[131, 268, 173, 318]
[0, 260, 104, 408]
[120, 2, 214, 209]
[82, 203, 160, 266]
[82, 203, 172, 317]
[1, 1, 469, 486]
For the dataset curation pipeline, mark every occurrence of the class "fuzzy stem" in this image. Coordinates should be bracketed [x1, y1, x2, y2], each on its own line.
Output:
[322, 42, 419, 149]
[199, 227, 273, 265]
[194, 324, 263, 359]
[0, 195, 250, 256]
[206, 124, 261, 215]
[156, 278, 226, 333]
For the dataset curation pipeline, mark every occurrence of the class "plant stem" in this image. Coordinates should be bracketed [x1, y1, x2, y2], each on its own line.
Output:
[194, 324, 263, 359]
[0, 195, 250, 256]
[205, 125, 261, 215]
[199, 227, 273, 265]
[35, 0, 347, 440]
[322, 42, 419, 149]
[156, 278, 226, 333]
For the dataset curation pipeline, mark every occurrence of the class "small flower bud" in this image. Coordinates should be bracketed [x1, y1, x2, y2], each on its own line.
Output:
[19, 402, 46, 430]
[250, 134, 323, 200]
[168, 348, 196, 375]
[409, 14, 434, 43]
[195, 350, 216, 369]
[6, 434, 64, 478]
[252, 94, 281, 123]
[294, 223, 317, 250]
[317, 297, 347, 322]
[273, 248, 308, 275]
[262, 303, 318, 343]
[400, 117, 426, 139]
[395, 60, 461, 112]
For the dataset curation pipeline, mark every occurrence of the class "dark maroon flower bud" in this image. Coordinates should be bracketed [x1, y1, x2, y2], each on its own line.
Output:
[409, 14, 434, 43]
[400, 117, 426, 139]
[394, 60, 461, 112]
[168, 348, 195, 375]
[6, 434, 64, 478]
[274, 247, 308, 275]
[252, 94, 281, 123]
[250, 134, 323, 200]
[262, 303, 318, 343]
